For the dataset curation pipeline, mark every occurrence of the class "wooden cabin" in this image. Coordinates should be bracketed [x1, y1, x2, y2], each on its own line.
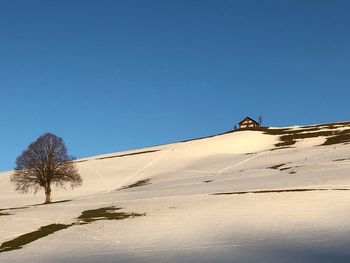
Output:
[239, 117, 260, 129]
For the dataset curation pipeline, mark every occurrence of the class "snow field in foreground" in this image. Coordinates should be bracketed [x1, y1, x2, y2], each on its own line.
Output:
[1, 125, 350, 262]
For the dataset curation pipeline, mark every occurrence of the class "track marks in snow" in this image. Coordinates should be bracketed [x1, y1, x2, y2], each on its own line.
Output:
[217, 152, 264, 174]
[212, 187, 350, 196]
[79, 164, 112, 193]
[110, 144, 187, 190]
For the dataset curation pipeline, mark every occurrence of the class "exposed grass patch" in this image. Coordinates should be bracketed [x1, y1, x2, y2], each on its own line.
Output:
[0, 199, 72, 212]
[0, 223, 72, 253]
[243, 123, 350, 148]
[74, 159, 89, 163]
[0, 206, 146, 254]
[268, 163, 289, 170]
[204, 180, 213, 183]
[120, 179, 151, 190]
[275, 130, 334, 147]
[212, 188, 350, 196]
[179, 130, 235, 143]
[97, 150, 160, 160]
[267, 163, 302, 171]
[0, 206, 29, 211]
[35, 199, 72, 206]
[334, 158, 350, 162]
[0, 212, 10, 216]
[303, 122, 350, 129]
[323, 131, 350, 146]
[268, 163, 302, 173]
[77, 206, 145, 224]
[279, 165, 302, 171]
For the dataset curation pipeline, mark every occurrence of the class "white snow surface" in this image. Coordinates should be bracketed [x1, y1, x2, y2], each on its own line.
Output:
[1, 125, 350, 262]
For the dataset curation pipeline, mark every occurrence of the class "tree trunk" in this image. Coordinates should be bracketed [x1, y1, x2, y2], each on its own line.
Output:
[45, 185, 52, 203]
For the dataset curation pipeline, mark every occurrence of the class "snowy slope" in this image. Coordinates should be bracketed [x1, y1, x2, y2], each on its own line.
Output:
[1, 123, 350, 262]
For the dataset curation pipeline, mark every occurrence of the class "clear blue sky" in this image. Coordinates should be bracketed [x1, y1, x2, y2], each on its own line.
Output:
[1, 0, 350, 171]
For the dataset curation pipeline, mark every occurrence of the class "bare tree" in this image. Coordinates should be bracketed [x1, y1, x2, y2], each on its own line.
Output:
[11, 133, 82, 203]
[258, 115, 263, 126]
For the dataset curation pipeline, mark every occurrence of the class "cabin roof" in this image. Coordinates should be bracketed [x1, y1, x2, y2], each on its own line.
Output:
[239, 117, 259, 125]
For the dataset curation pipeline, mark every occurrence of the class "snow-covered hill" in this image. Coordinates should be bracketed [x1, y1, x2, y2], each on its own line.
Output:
[1, 122, 350, 262]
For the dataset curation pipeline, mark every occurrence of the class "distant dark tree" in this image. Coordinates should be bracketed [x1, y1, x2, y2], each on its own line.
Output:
[234, 124, 238, 130]
[258, 115, 263, 126]
[11, 133, 82, 203]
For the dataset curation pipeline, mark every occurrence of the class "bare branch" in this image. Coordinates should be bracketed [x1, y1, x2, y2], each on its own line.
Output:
[11, 133, 82, 203]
